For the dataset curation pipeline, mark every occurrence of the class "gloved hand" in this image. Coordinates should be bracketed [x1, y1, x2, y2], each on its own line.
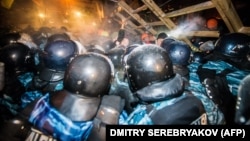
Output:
[203, 78, 223, 106]
[197, 67, 222, 107]
[197, 66, 216, 82]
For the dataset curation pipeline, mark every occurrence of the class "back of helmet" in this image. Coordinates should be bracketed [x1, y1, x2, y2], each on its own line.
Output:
[64, 53, 114, 97]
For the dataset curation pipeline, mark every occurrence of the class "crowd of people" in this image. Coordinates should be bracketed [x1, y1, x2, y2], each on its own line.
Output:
[0, 24, 249, 141]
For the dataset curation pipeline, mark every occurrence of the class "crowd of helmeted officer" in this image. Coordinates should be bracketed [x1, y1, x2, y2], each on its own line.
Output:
[0, 25, 250, 141]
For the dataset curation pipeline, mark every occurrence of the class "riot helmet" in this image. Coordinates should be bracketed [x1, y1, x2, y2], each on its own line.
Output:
[191, 52, 206, 63]
[125, 44, 174, 92]
[102, 39, 115, 53]
[37, 26, 52, 37]
[123, 44, 140, 62]
[47, 33, 71, 44]
[72, 40, 87, 54]
[167, 40, 191, 66]
[87, 45, 106, 55]
[124, 44, 141, 56]
[0, 43, 35, 75]
[160, 37, 177, 51]
[41, 40, 78, 71]
[214, 32, 250, 58]
[107, 47, 125, 71]
[64, 52, 114, 97]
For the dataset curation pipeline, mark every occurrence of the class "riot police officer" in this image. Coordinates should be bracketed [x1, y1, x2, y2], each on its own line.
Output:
[123, 44, 207, 125]
[20, 52, 125, 141]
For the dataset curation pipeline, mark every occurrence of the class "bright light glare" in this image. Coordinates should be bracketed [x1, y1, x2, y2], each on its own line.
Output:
[74, 11, 82, 17]
[57, 50, 64, 56]
[92, 22, 97, 26]
[11, 54, 16, 59]
[38, 13, 45, 18]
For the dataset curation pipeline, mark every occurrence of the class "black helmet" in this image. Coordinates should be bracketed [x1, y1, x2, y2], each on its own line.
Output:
[167, 40, 191, 66]
[64, 53, 114, 97]
[122, 44, 140, 69]
[41, 40, 78, 71]
[124, 44, 141, 56]
[47, 33, 70, 44]
[38, 26, 52, 36]
[87, 45, 106, 55]
[214, 33, 250, 58]
[191, 52, 206, 63]
[125, 44, 174, 92]
[0, 43, 34, 75]
[107, 47, 125, 71]
[101, 39, 114, 53]
[160, 37, 177, 51]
